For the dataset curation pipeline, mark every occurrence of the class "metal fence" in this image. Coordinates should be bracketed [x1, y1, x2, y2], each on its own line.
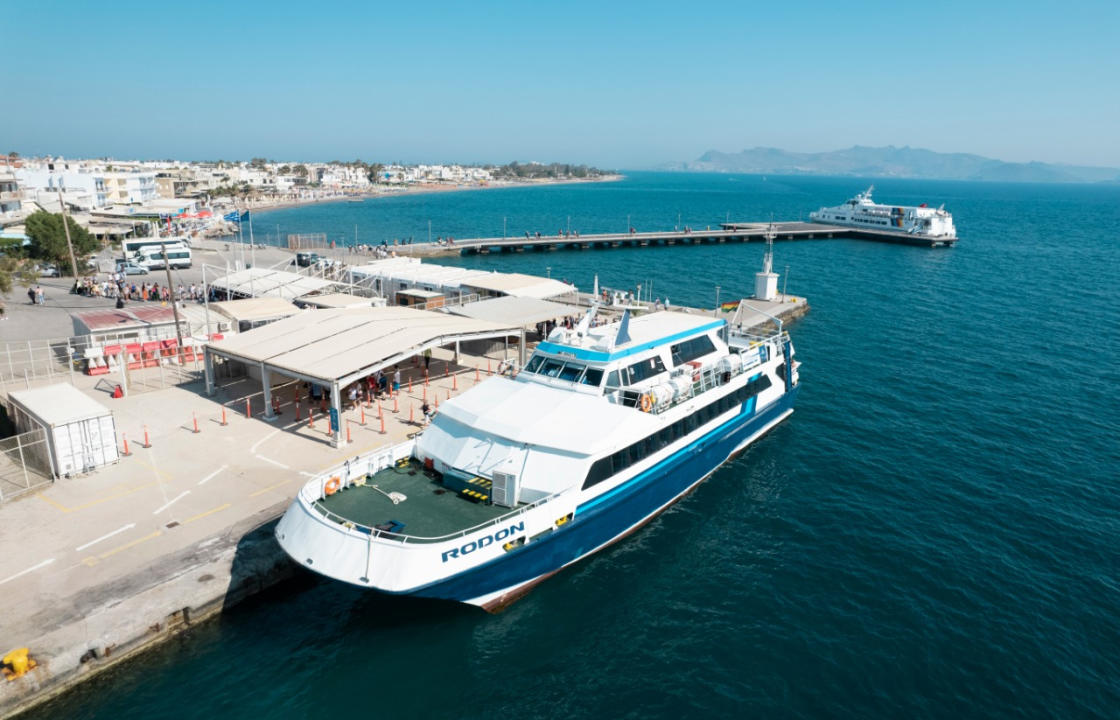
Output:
[0, 333, 206, 400]
[0, 426, 53, 503]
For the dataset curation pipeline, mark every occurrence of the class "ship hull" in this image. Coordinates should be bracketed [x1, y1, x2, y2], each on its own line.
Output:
[398, 387, 798, 609]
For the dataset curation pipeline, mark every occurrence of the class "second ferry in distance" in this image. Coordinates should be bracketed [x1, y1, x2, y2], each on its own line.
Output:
[276, 306, 800, 611]
[809, 185, 957, 241]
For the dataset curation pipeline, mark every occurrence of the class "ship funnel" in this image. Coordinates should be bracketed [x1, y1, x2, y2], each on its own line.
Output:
[615, 309, 632, 346]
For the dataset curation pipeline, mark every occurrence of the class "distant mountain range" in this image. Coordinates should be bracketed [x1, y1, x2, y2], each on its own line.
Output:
[664, 146, 1120, 183]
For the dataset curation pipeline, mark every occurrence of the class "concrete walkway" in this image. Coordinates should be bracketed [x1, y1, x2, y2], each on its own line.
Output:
[0, 348, 500, 715]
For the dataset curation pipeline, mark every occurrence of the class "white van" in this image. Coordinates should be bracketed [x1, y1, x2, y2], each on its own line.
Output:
[138, 243, 192, 270]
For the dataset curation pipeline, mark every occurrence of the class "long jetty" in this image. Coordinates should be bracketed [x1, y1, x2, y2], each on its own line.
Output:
[415, 221, 957, 256]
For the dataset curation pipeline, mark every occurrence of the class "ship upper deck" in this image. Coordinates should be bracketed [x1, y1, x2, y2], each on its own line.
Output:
[536, 310, 724, 363]
[311, 458, 520, 540]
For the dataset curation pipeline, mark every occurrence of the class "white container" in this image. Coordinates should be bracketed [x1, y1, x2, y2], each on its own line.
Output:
[8, 384, 119, 477]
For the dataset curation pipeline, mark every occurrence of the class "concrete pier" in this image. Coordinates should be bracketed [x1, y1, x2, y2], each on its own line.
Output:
[0, 348, 485, 718]
[411, 220, 957, 257]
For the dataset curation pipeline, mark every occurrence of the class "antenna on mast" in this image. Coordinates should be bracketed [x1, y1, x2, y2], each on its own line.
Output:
[754, 215, 779, 302]
[762, 215, 775, 275]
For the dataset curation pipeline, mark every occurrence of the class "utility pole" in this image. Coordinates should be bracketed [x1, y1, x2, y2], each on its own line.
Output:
[203, 264, 212, 337]
[55, 185, 79, 279]
[160, 237, 185, 360]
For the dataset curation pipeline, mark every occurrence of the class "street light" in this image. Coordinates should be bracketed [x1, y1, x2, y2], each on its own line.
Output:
[503, 216, 507, 239]
[546, 266, 551, 279]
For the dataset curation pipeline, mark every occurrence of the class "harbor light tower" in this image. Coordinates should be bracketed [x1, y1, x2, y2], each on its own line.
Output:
[754, 222, 779, 301]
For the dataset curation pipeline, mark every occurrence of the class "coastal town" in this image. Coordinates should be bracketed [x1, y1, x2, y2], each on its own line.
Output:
[0, 154, 613, 254]
[0, 140, 806, 717]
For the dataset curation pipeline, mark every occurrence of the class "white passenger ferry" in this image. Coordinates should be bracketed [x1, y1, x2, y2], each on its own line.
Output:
[276, 307, 800, 610]
[809, 186, 956, 239]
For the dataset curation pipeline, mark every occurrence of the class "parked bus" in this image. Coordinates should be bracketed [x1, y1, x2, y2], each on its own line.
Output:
[122, 236, 192, 260]
[137, 243, 192, 270]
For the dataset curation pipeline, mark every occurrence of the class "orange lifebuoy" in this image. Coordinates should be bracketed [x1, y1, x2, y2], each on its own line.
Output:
[640, 393, 652, 413]
[324, 476, 341, 496]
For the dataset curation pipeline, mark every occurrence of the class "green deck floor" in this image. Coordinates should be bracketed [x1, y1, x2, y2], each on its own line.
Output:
[314, 462, 512, 539]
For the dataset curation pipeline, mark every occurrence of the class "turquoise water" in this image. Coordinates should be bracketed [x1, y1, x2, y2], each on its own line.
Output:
[30, 174, 1120, 718]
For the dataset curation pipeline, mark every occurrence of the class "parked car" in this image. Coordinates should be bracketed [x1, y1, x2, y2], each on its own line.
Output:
[116, 262, 149, 275]
[36, 264, 61, 278]
[295, 252, 320, 267]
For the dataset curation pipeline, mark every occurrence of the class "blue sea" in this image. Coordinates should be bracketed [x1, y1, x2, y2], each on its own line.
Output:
[30, 173, 1120, 719]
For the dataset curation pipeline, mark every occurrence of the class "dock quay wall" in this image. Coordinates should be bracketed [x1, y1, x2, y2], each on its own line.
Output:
[410, 221, 956, 257]
[0, 503, 295, 719]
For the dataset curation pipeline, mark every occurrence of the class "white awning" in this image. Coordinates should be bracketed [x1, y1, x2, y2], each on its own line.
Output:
[206, 306, 519, 387]
[209, 267, 337, 300]
[447, 296, 582, 328]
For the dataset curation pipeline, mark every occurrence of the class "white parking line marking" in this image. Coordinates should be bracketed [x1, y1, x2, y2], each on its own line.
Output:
[153, 491, 190, 515]
[198, 465, 228, 486]
[254, 454, 290, 469]
[250, 429, 282, 454]
[0, 558, 56, 586]
[75, 523, 136, 552]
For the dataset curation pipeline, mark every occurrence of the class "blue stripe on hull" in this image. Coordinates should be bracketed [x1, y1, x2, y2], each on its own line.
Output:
[403, 387, 798, 604]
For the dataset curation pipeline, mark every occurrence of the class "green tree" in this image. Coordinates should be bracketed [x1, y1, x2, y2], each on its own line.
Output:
[366, 163, 384, 183]
[24, 211, 99, 274]
[294, 164, 309, 178]
[250, 157, 269, 168]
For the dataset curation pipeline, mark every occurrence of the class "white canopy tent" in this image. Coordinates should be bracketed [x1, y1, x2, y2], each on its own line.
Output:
[203, 306, 522, 446]
[447, 295, 582, 329]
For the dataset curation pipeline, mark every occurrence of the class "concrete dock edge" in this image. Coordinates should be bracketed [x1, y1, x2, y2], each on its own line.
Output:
[0, 502, 295, 719]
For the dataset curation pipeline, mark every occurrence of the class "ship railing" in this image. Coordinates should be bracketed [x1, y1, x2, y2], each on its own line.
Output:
[299, 445, 572, 544]
[615, 338, 779, 415]
[306, 485, 572, 545]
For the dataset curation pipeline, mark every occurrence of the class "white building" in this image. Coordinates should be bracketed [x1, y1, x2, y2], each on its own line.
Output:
[0, 170, 22, 217]
[17, 162, 157, 207]
[102, 171, 158, 204]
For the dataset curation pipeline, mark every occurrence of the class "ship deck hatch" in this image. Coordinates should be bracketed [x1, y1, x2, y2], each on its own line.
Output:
[313, 460, 516, 539]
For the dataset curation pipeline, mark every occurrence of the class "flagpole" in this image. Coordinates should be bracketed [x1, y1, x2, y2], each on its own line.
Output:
[238, 208, 245, 268]
[248, 210, 255, 297]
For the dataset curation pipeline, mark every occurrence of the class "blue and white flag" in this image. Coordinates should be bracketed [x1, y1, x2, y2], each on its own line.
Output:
[223, 210, 240, 223]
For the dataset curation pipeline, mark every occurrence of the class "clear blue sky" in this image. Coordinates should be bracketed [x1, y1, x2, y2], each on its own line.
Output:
[7, 0, 1119, 168]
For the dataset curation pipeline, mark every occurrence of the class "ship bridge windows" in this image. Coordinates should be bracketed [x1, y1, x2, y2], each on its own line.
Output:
[626, 356, 667, 384]
[670, 335, 716, 366]
[522, 353, 605, 387]
[604, 356, 667, 390]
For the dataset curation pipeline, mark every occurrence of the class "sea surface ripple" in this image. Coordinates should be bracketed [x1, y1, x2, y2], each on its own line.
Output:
[27, 173, 1120, 719]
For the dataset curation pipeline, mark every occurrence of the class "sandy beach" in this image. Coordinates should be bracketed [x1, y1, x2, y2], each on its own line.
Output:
[235, 174, 624, 214]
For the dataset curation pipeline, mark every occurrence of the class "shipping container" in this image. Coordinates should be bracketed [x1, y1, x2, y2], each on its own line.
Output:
[8, 384, 120, 477]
